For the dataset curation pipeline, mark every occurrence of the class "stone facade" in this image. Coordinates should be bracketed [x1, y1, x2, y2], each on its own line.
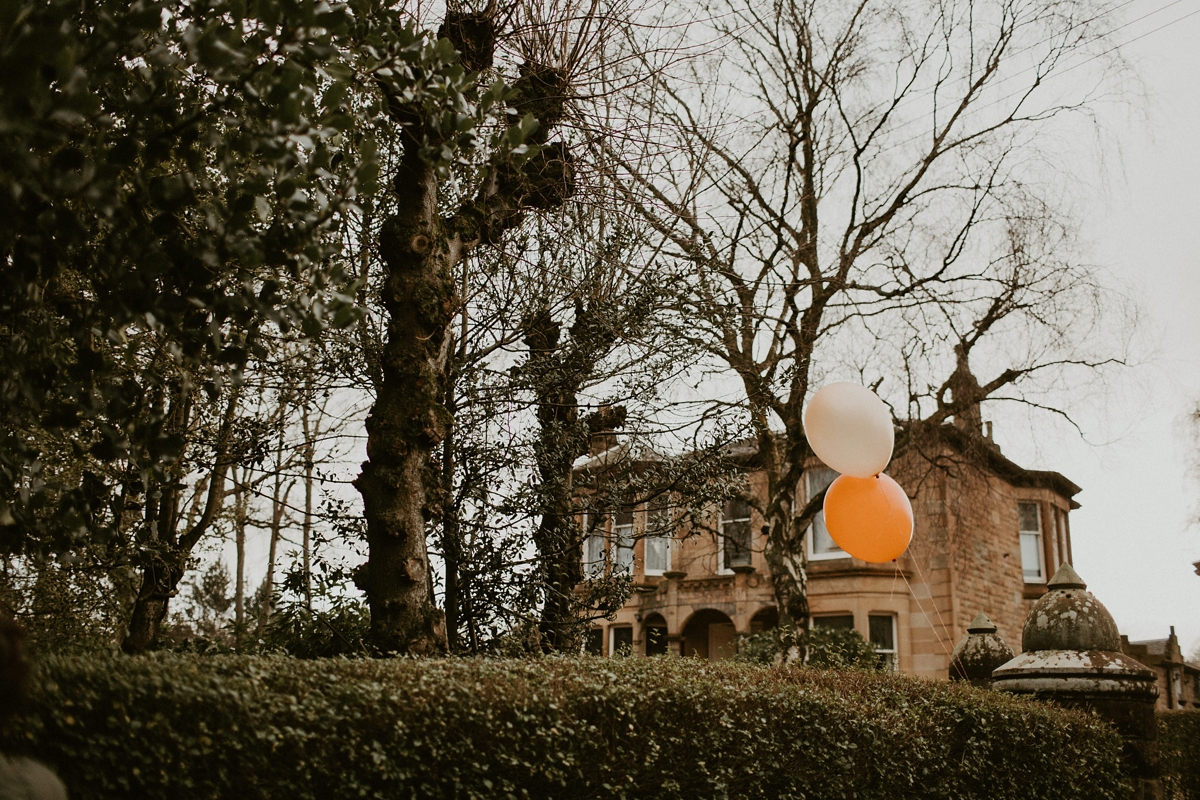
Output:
[582, 427, 1082, 679]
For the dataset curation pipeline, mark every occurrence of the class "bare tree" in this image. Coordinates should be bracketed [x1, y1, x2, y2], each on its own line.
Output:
[121, 373, 243, 653]
[611, 0, 1129, 651]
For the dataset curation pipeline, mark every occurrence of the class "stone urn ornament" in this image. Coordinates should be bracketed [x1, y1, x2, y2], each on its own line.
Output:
[992, 563, 1160, 800]
[948, 612, 1014, 688]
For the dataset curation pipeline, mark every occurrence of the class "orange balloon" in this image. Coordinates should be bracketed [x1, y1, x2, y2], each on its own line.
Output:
[822, 473, 913, 563]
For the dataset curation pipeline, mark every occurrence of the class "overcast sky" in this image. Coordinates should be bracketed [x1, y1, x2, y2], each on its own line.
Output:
[993, 1, 1200, 657]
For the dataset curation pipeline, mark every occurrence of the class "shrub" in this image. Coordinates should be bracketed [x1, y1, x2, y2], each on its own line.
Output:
[1, 654, 1130, 800]
[736, 625, 881, 669]
[1161, 710, 1200, 799]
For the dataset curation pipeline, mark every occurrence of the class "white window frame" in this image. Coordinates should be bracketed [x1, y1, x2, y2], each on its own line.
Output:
[612, 509, 635, 575]
[805, 468, 848, 561]
[868, 614, 898, 672]
[643, 503, 672, 576]
[1018, 501, 1046, 583]
[609, 625, 633, 658]
[582, 627, 604, 655]
[582, 511, 606, 579]
[717, 498, 753, 574]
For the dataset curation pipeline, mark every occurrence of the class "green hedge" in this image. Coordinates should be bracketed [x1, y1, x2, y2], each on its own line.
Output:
[1161, 710, 1200, 799]
[0, 655, 1130, 800]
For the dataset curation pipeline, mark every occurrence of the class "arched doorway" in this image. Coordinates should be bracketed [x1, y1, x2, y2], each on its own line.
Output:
[681, 609, 736, 660]
[643, 613, 668, 656]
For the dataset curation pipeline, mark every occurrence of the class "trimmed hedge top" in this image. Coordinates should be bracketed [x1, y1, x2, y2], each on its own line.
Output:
[2, 654, 1130, 800]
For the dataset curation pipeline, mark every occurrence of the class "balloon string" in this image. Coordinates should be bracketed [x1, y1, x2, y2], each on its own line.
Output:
[899, 555, 956, 661]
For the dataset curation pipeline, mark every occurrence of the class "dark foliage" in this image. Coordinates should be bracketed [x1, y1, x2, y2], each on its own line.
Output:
[1, 654, 1131, 800]
[1161, 710, 1200, 800]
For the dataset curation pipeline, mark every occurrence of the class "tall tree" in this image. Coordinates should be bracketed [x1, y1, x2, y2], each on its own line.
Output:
[350, 3, 596, 654]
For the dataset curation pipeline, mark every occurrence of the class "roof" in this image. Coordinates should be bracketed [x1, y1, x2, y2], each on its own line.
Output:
[935, 424, 1082, 508]
[1127, 638, 1169, 656]
[578, 424, 1083, 507]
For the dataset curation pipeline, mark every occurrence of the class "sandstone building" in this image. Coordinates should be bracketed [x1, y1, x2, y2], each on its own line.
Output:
[580, 427, 1081, 679]
[1122, 627, 1200, 710]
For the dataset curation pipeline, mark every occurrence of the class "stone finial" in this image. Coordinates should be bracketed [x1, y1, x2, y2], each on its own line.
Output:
[1046, 562, 1087, 590]
[949, 612, 1015, 688]
[992, 566, 1160, 800]
[1022, 563, 1120, 652]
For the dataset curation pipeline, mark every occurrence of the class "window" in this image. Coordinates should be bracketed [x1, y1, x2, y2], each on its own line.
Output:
[583, 627, 603, 655]
[644, 502, 671, 574]
[806, 468, 846, 559]
[583, 512, 606, 578]
[720, 498, 753, 570]
[610, 626, 633, 657]
[869, 614, 897, 671]
[812, 614, 855, 630]
[613, 509, 635, 574]
[1018, 502, 1045, 582]
[645, 623, 668, 656]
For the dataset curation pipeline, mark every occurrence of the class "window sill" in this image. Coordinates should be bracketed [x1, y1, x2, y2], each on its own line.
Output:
[809, 552, 851, 562]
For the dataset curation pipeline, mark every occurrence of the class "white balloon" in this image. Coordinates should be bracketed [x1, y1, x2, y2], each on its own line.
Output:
[803, 383, 894, 478]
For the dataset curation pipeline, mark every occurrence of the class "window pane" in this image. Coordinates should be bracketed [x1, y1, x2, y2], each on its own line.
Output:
[807, 469, 844, 556]
[869, 615, 897, 671]
[806, 468, 839, 496]
[648, 502, 670, 532]
[1021, 531, 1044, 581]
[611, 626, 633, 657]
[614, 538, 634, 573]
[723, 520, 752, 568]
[811, 510, 842, 555]
[584, 534, 605, 578]
[584, 628, 603, 655]
[613, 512, 634, 573]
[725, 498, 751, 521]
[813, 614, 855, 630]
[869, 615, 895, 650]
[1018, 502, 1041, 533]
[645, 535, 670, 573]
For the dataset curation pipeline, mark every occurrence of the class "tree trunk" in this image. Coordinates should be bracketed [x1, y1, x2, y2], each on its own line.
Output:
[121, 557, 184, 654]
[354, 143, 450, 656]
[753, 416, 814, 662]
[440, 363, 462, 653]
[524, 305, 623, 652]
[301, 377, 315, 611]
[762, 481, 810, 661]
[260, 465, 290, 627]
[121, 383, 241, 654]
[234, 466, 247, 645]
[531, 376, 585, 652]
